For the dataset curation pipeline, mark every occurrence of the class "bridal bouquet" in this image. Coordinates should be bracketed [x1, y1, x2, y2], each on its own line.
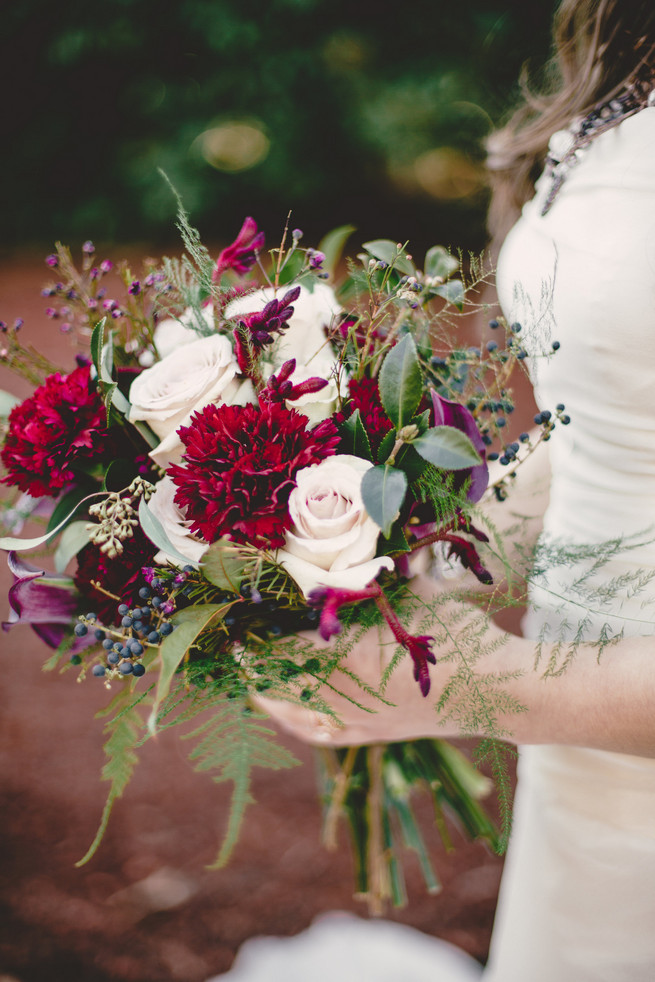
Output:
[0, 202, 562, 909]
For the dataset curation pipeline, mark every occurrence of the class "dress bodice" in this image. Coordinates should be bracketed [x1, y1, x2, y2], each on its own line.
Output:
[496, 108, 655, 633]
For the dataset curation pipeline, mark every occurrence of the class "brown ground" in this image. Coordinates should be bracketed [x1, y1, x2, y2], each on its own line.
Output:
[0, 252, 535, 982]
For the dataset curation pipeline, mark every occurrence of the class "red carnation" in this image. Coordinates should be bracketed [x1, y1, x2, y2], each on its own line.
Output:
[74, 526, 158, 625]
[345, 376, 395, 456]
[1, 364, 108, 498]
[169, 400, 339, 548]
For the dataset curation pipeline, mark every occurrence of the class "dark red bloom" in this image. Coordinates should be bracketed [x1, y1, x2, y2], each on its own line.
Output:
[308, 581, 437, 696]
[169, 399, 339, 548]
[213, 217, 265, 280]
[343, 376, 395, 456]
[231, 286, 300, 376]
[74, 526, 158, 625]
[260, 359, 329, 405]
[1, 364, 108, 498]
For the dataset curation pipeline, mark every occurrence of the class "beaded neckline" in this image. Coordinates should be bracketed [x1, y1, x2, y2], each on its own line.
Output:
[541, 71, 655, 216]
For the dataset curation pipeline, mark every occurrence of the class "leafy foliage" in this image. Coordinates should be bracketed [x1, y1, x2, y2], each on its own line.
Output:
[181, 698, 299, 868]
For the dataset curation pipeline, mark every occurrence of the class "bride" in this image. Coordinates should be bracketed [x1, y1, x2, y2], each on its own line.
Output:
[216, 1, 655, 978]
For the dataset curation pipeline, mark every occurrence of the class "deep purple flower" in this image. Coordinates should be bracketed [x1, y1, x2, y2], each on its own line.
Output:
[213, 217, 265, 280]
[307, 249, 325, 270]
[2, 552, 87, 650]
[431, 391, 488, 502]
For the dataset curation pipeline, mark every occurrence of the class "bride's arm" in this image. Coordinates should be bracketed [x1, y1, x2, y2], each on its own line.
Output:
[256, 567, 655, 759]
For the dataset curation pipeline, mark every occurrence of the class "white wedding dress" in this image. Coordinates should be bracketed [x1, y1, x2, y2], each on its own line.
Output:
[210, 108, 655, 982]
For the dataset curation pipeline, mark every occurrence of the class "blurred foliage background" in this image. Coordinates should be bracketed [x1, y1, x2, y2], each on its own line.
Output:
[2, 0, 556, 254]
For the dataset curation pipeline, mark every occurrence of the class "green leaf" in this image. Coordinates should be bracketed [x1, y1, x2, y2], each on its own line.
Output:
[54, 521, 90, 572]
[412, 407, 432, 435]
[379, 523, 410, 555]
[0, 389, 20, 418]
[363, 239, 415, 276]
[413, 426, 481, 470]
[318, 224, 356, 276]
[361, 465, 408, 538]
[394, 442, 428, 482]
[377, 428, 397, 464]
[340, 408, 373, 461]
[378, 334, 422, 429]
[99, 329, 114, 384]
[424, 246, 459, 280]
[202, 538, 248, 593]
[183, 700, 299, 869]
[90, 317, 107, 377]
[147, 604, 227, 735]
[76, 687, 150, 866]
[137, 496, 199, 569]
[432, 279, 465, 310]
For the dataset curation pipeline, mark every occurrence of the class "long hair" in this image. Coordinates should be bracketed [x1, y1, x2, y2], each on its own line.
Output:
[486, 0, 655, 248]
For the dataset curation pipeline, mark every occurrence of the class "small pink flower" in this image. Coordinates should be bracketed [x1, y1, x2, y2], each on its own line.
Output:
[213, 217, 265, 280]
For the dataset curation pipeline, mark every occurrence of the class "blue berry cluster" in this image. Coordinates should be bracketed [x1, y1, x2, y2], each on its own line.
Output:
[70, 570, 188, 681]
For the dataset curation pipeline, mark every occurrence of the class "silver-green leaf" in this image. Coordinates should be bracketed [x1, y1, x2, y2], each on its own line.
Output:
[378, 334, 423, 430]
[361, 464, 408, 538]
[413, 426, 481, 470]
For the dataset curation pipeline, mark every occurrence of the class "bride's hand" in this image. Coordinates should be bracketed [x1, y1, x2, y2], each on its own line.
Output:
[252, 572, 505, 747]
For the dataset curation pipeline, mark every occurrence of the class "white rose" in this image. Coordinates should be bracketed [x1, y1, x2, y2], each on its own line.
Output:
[147, 475, 208, 565]
[276, 455, 394, 597]
[225, 282, 340, 369]
[152, 305, 215, 360]
[128, 334, 240, 467]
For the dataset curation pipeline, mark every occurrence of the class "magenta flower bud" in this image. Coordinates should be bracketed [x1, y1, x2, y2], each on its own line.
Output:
[99, 259, 114, 273]
[45, 254, 58, 268]
[45, 307, 58, 318]
[82, 240, 95, 254]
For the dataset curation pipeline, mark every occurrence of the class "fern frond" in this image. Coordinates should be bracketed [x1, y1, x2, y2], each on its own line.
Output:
[76, 686, 151, 866]
[181, 698, 299, 869]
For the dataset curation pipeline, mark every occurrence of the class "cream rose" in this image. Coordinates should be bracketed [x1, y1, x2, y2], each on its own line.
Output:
[276, 455, 394, 597]
[147, 475, 208, 566]
[153, 305, 215, 360]
[128, 334, 240, 467]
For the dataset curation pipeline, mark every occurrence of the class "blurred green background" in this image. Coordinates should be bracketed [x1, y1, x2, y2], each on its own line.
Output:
[2, 0, 555, 254]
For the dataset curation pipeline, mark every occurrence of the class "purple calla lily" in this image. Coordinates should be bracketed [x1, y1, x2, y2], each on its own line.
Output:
[3, 551, 87, 649]
[431, 391, 489, 502]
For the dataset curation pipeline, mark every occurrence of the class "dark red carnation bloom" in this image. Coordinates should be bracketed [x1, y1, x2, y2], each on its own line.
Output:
[213, 217, 265, 280]
[169, 399, 340, 548]
[1, 364, 108, 497]
[344, 376, 395, 456]
[74, 526, 158, 625]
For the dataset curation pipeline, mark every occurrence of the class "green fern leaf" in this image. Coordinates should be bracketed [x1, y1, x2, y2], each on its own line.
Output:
[182, 699, 299, 869]
[76, 688, 149, 866]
